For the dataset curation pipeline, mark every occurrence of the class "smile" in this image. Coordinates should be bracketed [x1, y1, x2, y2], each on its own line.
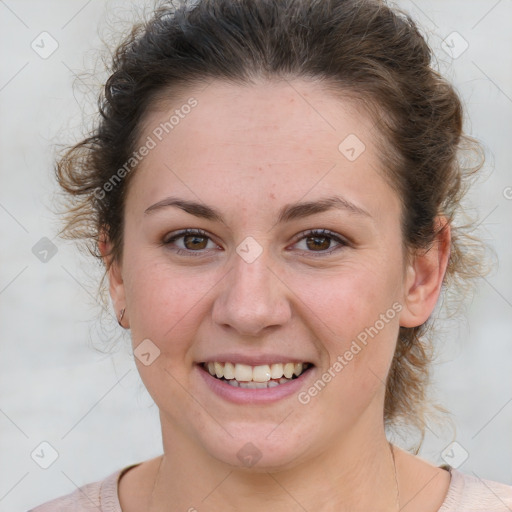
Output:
[202, 361, 313, 389]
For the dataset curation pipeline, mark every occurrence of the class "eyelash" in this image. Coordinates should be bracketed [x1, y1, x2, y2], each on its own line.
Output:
[162, 228, 348, 258]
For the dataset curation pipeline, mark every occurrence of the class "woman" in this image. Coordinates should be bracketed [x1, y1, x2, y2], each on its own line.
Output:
[31, 0, 512, 510]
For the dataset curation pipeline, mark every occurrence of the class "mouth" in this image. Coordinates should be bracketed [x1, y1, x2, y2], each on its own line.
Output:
[200, 361, 314, 389]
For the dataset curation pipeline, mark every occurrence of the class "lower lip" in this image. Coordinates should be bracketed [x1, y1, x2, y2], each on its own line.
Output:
[195, 365, 315, 404]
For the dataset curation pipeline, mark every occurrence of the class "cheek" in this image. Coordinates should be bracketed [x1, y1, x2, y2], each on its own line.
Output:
[291, 260, 401, 387]
[124, 256, 219, 356]
[123, 259, 221, 407]
[295, 261, 398, 336]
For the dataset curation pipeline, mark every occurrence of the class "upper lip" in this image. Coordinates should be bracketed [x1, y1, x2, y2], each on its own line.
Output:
[197, 354, 315, 366]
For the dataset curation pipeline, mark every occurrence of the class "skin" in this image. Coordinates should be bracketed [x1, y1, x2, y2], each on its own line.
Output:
[100, 79, 452, 511]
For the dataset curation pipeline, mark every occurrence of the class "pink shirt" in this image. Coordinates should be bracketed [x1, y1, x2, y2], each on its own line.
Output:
[29, 464, 512, 511]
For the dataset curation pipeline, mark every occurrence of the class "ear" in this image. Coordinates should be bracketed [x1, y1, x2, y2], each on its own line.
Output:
[98, 231, 128, 327]
[399, 218, 451, 328]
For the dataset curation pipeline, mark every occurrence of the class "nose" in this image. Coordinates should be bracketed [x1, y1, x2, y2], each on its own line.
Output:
[212, 249, 292, 337]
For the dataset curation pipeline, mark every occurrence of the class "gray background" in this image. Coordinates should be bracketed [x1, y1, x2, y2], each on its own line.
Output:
[0, 1, 511, 510]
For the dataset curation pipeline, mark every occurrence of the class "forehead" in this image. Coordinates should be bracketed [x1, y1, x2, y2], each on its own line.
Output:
[141, 78, 377, 155]
[129, 79, 396, 218]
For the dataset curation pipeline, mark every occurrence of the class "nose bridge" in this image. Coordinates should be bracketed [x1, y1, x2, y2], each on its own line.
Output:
[212, 247, 290, 336]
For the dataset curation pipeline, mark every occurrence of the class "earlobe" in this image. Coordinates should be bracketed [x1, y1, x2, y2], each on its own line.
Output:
[399, 219, 451, 328]
[98, 234, 128, 328]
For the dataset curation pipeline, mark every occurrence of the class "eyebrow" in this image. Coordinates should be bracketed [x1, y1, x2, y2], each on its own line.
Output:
[144, 195, 372, 223]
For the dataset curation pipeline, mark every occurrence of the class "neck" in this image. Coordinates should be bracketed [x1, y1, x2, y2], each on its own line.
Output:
[149, 415, 399, 512]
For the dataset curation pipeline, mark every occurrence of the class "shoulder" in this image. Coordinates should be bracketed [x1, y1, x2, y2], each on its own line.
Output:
[28, 465, 138, 512]
[439, 467, 512, 512]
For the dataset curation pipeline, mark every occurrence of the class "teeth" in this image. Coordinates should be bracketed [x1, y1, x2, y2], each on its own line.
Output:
[239, 381, 268, 389]
[204, 361, 310, 383]
[234, 363, 253, 382]
[253, 365, 271, 382]
[283, 363, 294, 379]
[214, 362, 224, 379]
[270, 363, 283, 379]
[223, 362, 235, 380]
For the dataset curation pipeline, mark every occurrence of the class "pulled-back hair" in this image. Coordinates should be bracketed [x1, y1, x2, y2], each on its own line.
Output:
[56, 0, 487, 441]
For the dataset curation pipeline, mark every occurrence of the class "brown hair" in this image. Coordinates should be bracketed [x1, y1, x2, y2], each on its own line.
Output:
[56, 0, 487, 441]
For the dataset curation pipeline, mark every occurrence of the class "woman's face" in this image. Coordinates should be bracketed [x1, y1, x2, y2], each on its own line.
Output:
[112, 79, 418, 469]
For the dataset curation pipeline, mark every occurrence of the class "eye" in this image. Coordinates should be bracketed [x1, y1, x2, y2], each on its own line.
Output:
[162, 228, 348, 258]
[162, 229, 219, 256]
[292, 229, 348, 256]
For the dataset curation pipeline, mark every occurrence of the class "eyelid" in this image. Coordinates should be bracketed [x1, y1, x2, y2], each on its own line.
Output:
[291, 228, 349, 245]
[162, 228, 212, 244]
[162, 228, 221, 257]
[289, 228, 349, 256]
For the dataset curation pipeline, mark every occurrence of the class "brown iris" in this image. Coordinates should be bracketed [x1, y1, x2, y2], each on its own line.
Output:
[306, 235, 331, 251]
[183, 234, 208, 250]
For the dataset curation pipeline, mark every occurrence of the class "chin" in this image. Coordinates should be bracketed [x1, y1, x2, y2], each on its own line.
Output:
[198, 423, 316, 472]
